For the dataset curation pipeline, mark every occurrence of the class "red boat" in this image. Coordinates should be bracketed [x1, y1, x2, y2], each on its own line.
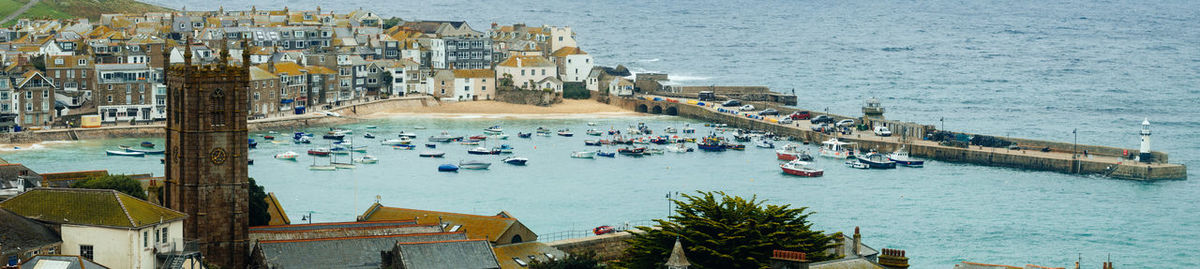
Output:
[469, 135, 488, 140]
[780, 160, 823, 177]
[775, 144, 810, 161]
[593, 225, 615, 235]
[307, 148, 331, 156]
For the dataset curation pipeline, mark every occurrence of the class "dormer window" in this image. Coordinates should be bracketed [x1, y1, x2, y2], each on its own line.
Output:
[54, 58, 63, 65]
[78, 59, 86, 65]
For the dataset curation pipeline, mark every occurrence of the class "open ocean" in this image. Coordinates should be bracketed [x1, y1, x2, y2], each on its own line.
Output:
[12, 0, 1200, 267]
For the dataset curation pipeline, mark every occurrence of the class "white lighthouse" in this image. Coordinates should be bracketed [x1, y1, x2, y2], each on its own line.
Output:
[1139, 118, 1152, 162]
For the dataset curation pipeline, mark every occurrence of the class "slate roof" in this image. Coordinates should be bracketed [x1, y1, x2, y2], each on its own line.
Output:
[357, 203, 523, 242]
[809, 258, 886, 269]
[393, 239, 500, 269]
[257, 232, 468, 269]
[18, 255, 109, 269]
[0, 188, 186, 229]
[250, 220, 417, 232]
[0, 209, 61, 255]
[492, 242, 565, 269]
[0, 163, 40, 182]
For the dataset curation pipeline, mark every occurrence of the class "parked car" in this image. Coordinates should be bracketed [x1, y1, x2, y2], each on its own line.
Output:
[788, 111, 812, 120]
[722, 100, 742, 107]
[835, 119, 855, 127]
[739, 105, 755, 111]
[758, 108, 780, 115]
[810, 123, 831, 132]
[698, 91, 716, 101]
[810, 115, 834, 124]
[873, 126, 892, 136]
[778, 117, 793, 124]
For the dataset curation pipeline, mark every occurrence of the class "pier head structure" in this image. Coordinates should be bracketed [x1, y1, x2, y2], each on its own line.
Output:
[614, 95, 1187, 180]
[162, 38, 251, 268]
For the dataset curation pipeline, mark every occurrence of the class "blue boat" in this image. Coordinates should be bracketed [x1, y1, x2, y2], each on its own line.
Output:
[596, 151, 616, 158]
[502, 157, 528, 165]
[517, 132, 532, 138]
[140, 141, 155, 148]
[438, 164, 459, 172]
[857, 153, 897, 169]
[425, 143, 437, 148]
[248, 139, 258, 149]
[697, 136, 727, 151]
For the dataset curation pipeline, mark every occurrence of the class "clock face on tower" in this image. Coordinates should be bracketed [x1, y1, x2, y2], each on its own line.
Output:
[210, 147, 228, 165]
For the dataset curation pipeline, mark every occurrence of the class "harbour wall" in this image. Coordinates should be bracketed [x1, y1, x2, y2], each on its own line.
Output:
[545, 231, 634, 260]
[612, 97, 1187, 180]
[0, 96, 436, 145]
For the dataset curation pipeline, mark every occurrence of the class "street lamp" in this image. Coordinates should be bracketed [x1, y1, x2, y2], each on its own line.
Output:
[1072, 128, 1078, 159]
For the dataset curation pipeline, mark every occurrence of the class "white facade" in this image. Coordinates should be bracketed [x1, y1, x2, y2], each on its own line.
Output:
[429, 39, 446, 69]
[548, 26, 577, 53]
[453, 77, 474, 100]
[562, 54, 593, 82]
[496, 57, 557, 90]
[60, 220, 183, 269]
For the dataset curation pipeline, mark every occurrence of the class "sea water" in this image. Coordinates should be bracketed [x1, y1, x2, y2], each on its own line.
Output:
[24, 0, 1200, 266]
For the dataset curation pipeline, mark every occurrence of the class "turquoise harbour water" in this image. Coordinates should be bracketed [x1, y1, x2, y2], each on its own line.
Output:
[17, 0, 1200, 267]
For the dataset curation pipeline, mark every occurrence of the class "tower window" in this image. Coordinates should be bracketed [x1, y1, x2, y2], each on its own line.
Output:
[210, 89, 226, 126]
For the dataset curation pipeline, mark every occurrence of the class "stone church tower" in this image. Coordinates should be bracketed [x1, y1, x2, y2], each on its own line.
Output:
[163, 37, 250, 268]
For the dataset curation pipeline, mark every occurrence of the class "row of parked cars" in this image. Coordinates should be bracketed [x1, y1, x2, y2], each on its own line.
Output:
[719, 99, 893, 136]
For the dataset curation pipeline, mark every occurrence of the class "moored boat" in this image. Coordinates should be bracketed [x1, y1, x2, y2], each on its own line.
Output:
[780, 160, 824, 177]
[775, 144, 810, 161]
[381, 138, 412, 146]
[459, 140, 482, 146]
[140, 141, 155, 148]
[535, 127, 551, 134]
[596, 151, 616, 158]
[438, 163, 459, 172]
[307, 148, 331, 156]
[727, 144, 746, 150]
[818, 138, 855, 159]
[756, 140, 774, 148]
[484, 126, 504, 134]
[322, 134, 345, 140]
[106, 150, 145, 157]
[459, 160, 492, 170]
[644, 148, 665, 155]
[697, 136, 726, 151]
[429, 132, 463, 142]
[845, 159, 870, 169]
[469, 135, 489, 140]
[392, 144, 416, 150]
[618, 147, 646, 156]
[425, 143, 437, 148]
[517, 132, 532, 138]
[355, 155, 378, 164]
[665, 143, 694, 153]
[468, 147, 501, 155]
[571, 151, 596, 158]
[857, 152, 897, 169]
[364, 133, 376, 139]
[586, 129, 603, 136]
[497, 144, 515, 153]
[419, 151, 446, 158]
[502, 156, 528, 165]
[397, 131, 418, 139]
[293, 136, 312, 144]
[557, 129, 574, 137]
[584, 140, 602, 146]
[274, 151, 299, 160]
[887, 146, 925, 168]
[309, 164, 337, 171]
[249, 139, 258, 148]
[125, 148, 165, 154]
[664, 127, 678, 134]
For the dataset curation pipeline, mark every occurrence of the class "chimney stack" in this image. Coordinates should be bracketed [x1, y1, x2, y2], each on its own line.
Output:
[877, 248, 909, 269]
[769, 250, 809, 269]
[852, 227, 861, 257]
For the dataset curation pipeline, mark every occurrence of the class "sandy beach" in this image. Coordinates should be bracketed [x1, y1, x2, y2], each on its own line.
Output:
[362, 99, 642, 119]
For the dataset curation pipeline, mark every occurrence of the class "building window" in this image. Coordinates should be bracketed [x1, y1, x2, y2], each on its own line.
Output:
[144, 231, 149, 247]
[55, 58, 63, 65]
[520, 70, 525, 76]
[107, 95, 112, 103]
[78, 59, 86, 65]
[42, 90, 47, 98]
[25, 92, 31, 99]
[80, 245, 94, 260]
[541, 69, 546, 76]
[210, 89, 225, 126]
[482, 86, 486, 92]
[161, 227, 168, 243]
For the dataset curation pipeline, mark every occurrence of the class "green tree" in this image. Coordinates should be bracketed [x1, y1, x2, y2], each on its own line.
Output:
[248, 178, 271, 226]
[71, 174, 147, 200]
[621, 191, 840, 269]
[529, 250, 604, 269]
[382, 17, 404, 29]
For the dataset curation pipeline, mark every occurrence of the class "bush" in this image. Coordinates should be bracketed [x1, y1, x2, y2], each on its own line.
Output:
[249, 178, 271, 226]
[562, 82, 590, 99]
[71, 175, 147, 200]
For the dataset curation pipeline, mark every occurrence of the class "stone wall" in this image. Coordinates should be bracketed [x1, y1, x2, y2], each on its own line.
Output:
[495, 89, 562, 106]
[546, 231, 634, 261]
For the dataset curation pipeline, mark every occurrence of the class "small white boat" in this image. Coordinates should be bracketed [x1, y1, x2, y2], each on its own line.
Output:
[274, 151, 299, 160]
[355, 155, 378, 164]
[397, 131, 418, 139]
[414, 126, 427, 130]
[845, 159, 870, 169]
[106, 150, 145, 157]
[350, 146, 368, 153]
[489, 134, 509, 140]
[665, 143, 693, 153]
[645, 148, 665, 155]
[459, 160, 492, 170]
[819, 138, 855, 159]
[332, 162, 356, 169]
[587, 122, 597, 126]
[484, 126, 503, 133]
[419, 151, 446, 158]
[308, 164, 337, 171]
[571, 151, 596, 159]
[756, 140, 775, 148]
[664, 127, 678, 134]
[586, 129, 603, 136]
[887, 146, 925, 168]
[502, 156, 528, 165]
[381, 138, 412, 146]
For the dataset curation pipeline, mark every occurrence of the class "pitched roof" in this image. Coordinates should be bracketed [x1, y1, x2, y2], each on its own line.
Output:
[264, 192, 290, 226]
[357, 203, 520, 242]
[0, 188, 186, 229]
[497, 55, 553, 68]
[249, 66, 278, 80]
[392, 239, 500, 269]
[453, 69, 495, 78]
[665, 239, 691, 267]
[251, 220, 417, 232]
[0, 209, 61, 254]
[18, 255, 109, 269]
[492, 242, 566, 269]
[304, 65, 336, 75]
[550, 46, 586, 57]
[257, 232, 468, 269]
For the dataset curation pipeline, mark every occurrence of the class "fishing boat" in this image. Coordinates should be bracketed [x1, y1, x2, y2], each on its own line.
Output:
[733, 133, 752, 142]
[666, 143, 693, 153]
[459, 140, 482, 146]
[727, 144, 746, 150]
[106, 150, 145, 157]
[535, 127, 551, 134]
[419, 151, 446, 158]
[571, 151, 596, 158]
[596, 151, 616, 157]
[293, 136, 312, 144]
[618, 147, 646, 156]
[363, 133, 376, 139]
[397, 131, 418, 139]
[502, 156, 528, 165]
[887, 146, 925, 168]
[381, 138, 412, 146]
[329, 128, 353, 135]
[355, 155, 378, 164]
[818, 138, 855, 159]
[584, 140, 602, 146]
[469, 135, 489, 140]
[845, 159, 870, 169]
[264, 135, 275, 140]
[775, 144, 812, 161]
[756, 140, 775, 148]
[682, 127, 696, 134]
[697, 136, 726, 151]
[429, 132, 463, 142]
[780, 160, 824, 177]
[497, 144, 515, 153]
[322, 134, 345, 140]
[392, 144, 416, 150]
[586, 129, 603, 136]
[517, 132, 532, 138]
[484, 126, 504, 134]
[425, 143, 437, 148]
[664, 127, 678, 134]
[459, 160, 491, 170]
[438, 163, 459, 172]
[307, 148, 331, 156]
[468, 147, 501, 155]
[557, 129, 574, 137]
[125, 148, 165, 154]
[274, 151, 298, 160]
[857, 152, 897, 169]
[249, 139, 258, 149]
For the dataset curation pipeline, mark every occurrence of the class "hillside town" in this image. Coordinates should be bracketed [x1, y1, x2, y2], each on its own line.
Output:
[0, 7, 622, 131]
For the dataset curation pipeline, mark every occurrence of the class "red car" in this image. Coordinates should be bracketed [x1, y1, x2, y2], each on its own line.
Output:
[789, 111, 812, 120]
[593, 226, 616, 235]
